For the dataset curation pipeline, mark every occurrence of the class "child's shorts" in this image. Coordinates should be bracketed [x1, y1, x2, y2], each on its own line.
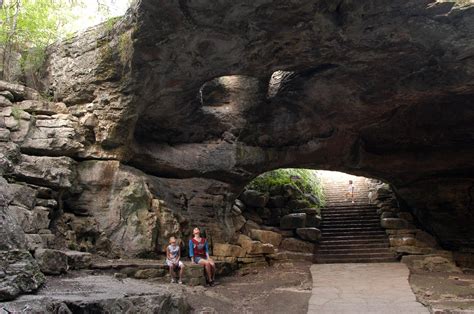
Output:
[167, 260, 184, 268]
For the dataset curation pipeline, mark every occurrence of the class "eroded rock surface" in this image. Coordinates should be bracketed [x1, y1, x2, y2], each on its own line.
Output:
[41, 0, 474, 251]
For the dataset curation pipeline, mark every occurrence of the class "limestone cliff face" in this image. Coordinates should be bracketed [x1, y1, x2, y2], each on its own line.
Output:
[2, 0, 473, 271]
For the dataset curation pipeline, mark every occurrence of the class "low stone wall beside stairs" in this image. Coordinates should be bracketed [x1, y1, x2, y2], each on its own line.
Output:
[367, 180, 461, 273]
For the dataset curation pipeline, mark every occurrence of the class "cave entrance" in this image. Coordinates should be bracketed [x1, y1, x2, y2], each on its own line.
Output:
[227, 169, 400, 264]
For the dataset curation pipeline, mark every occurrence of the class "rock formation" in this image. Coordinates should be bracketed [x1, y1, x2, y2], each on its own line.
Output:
[1, 0, 474, 300]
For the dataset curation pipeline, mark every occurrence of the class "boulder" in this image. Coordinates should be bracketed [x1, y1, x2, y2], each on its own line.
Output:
[294, 208, 319, 215]
[394, 246, 433, 255]
[241, 220, 260, 235]
[237, 256, 267, 264]
[0, 93, 13, 104]
[234, 199, 246, 211]
[7, 183, 37, 209]
[0, 80, 41, 101]
[242, 209, 263, 224]
[304, 193, 320, 206]
[286, 199, 311, 210]
[398, 212, 414, 222]
[240, 190, 268, 208]
[296, 228, 321, 243]
[13, 155, 77, 189]
[402, 255, 461, 273]
[213, 256, 238, 263]
[0, 250, 45, 301]
[306, 214, 321, 228]
[134, 268, 167, 279]
[250, 229, 282, 247]
[34, 249, 68, 275]
[186, 264, 206, 286]
[256, 207, 271, 220]
[237, 234, 254, 252]
[381, 211, 397, 219]
[267, 195, 285, 208]
[248, 242, 275, 255]
[237, 234, 274, 255]
[389, 236, 416, 247]
[281, 184, 303, 199]
[385, 229, 416, 236]
[280, 213, 306, 230]
[25, 234, 45, 251]
[0, 128, 10, 141]
[231, 204, 242, 215]
[0, 188, 28, 251]
[20, 114, 85, 156]
[278, 230, 295, 238]
[380, 218, 411, 229]
[415, 230, 438, 248]
[420, 256, 461, 273]
[279, 238, 315, 253]
[64, 250, 92, 270]
[16, 100, 68, 116]
[232, 214, 246, 232]
[6, 205, 50, 234]
[213, 243, 246, 257]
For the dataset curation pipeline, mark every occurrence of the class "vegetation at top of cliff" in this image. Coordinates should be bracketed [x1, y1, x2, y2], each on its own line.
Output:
[0, 0, 133, 83]
[248, 168, 325, 206]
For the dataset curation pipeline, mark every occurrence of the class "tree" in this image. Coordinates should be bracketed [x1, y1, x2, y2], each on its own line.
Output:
[0, 0, 132, 83]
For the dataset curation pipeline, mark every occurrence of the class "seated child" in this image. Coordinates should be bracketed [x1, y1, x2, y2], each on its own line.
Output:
[166, 236, 185, 284]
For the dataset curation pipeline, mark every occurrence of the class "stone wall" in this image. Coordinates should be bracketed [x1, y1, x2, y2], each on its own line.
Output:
[369, 180, 463, 272]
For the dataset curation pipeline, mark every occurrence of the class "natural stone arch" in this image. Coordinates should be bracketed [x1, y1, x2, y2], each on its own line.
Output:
[41, 0, 474, 250]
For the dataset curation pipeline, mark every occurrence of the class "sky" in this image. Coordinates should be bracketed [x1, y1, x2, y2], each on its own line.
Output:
[68, 0, 131, 33]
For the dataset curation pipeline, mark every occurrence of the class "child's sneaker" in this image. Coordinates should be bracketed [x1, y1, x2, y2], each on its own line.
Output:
[171, 278, 177, 283]
[178, 280, 183, 284]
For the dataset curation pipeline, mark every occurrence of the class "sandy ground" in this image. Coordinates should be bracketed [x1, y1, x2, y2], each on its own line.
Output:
[183, 261, 313, 314]
[410, 269, 474, 313]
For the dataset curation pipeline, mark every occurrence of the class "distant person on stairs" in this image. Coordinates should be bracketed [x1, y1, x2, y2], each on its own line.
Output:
[189, 227, 216, 286]
[345, 180, 355, 204]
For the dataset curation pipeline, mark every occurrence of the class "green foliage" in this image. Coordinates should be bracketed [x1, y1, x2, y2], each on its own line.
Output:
[248, 168, 326, 207]
[0, 0, 83, 80]
[103, 16, 120, 33]
[11, 105, 23, 121]
[0, 0, 133, 81]
[118, 31, 132, 65]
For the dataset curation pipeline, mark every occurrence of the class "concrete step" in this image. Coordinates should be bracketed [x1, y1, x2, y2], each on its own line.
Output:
[321, 233, 386, 238]
[316, 252, 397, 259]
[322, 204, 377, 208]
[322, 208, 378, 213]
[322, 214, 378, 218]
[322, 215, 380, 219]
[321, 226, 385, 232]
[314, 257, 398, 264]
[320, 222, 381, 228]
[320, 238, 389, 245]
[320, 234, 387, 241]
[316, 248, 393, 256]
[322, 215, 380, 220]
[318, 243, 390, 250]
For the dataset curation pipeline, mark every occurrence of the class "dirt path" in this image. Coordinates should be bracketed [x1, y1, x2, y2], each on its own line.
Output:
[410, 270, 474, 313]
[184, 261, 313, 314]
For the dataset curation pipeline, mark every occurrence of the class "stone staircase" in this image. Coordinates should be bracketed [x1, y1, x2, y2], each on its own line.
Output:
[315, 173, 397, 264]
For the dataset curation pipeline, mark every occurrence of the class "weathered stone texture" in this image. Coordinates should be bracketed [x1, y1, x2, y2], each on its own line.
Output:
[0, 250, 45, 301]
